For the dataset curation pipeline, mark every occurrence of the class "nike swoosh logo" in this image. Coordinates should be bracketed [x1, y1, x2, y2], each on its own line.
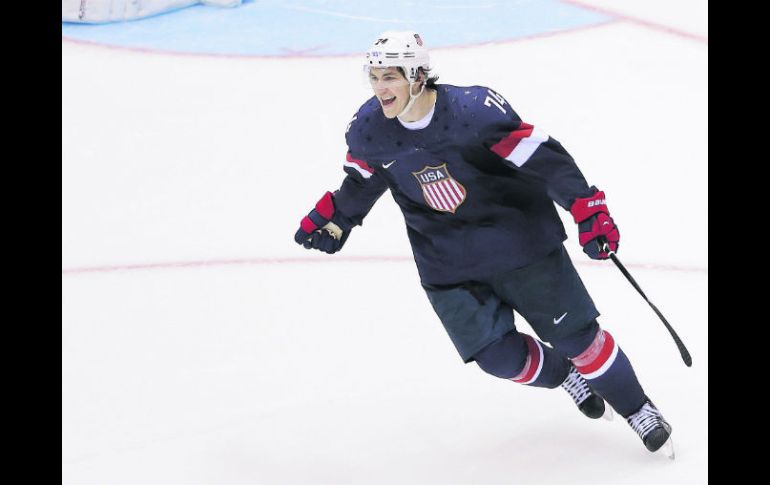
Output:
[383, 160, 396, 169]
[554, 312, 568, 325]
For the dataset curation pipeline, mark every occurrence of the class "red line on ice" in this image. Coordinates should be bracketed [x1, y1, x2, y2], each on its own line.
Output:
[61, 19, 622, 59]
[559, 0, 708, 44]
[62, 256, 708, 275]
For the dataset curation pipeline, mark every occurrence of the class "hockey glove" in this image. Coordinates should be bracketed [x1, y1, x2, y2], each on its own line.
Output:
[294, 191, 353, 254]
[569, 187, 619, 260]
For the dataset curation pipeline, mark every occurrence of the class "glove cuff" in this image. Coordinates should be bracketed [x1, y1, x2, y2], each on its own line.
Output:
[299, 191, 337, 234]
[570, 189, 609, 223]
[315, 191, 335, 220]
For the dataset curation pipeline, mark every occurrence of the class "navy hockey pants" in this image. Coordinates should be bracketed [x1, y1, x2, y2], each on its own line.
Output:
[423, 245, 599, 364]
[422, 244, 647, 416]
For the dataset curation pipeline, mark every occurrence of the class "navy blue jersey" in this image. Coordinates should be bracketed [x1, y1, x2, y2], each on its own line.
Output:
[334, 84, 593, 285]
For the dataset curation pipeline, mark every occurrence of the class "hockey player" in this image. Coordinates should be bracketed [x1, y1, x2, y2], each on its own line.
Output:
[294, 31, 673, 456]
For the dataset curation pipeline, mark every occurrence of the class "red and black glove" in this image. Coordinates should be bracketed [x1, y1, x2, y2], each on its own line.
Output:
[294, 191, 352, 254]
[569, 188, 619, 260]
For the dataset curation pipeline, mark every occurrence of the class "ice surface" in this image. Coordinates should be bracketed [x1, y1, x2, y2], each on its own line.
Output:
[62, 1, 707, 483]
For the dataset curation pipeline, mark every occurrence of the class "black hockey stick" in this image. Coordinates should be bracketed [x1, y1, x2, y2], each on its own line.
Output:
[597, 238, 692, 367]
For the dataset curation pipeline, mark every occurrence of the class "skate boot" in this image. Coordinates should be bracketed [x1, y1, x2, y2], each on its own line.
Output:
[626, 398, 674, 459]
[560, 366, 612, 420]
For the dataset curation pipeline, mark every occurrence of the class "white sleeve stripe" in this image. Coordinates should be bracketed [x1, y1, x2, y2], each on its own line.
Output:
[344, 161, 373, 179]
[504, 125, 548, 167]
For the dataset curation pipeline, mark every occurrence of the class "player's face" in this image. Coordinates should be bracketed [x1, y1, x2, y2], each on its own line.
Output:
[368, 67, 411, 119]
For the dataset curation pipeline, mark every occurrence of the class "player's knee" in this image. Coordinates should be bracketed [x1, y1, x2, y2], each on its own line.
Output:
[473, 332, 527, 379]
[550, 319, 602, 359]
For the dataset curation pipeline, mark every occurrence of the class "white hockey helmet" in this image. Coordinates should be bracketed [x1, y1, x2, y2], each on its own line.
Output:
[364, 31, 430, 84]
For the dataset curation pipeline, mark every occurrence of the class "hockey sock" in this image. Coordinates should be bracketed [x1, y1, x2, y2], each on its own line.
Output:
[553, 322, 647, 418]
[473, 331, 570, 388]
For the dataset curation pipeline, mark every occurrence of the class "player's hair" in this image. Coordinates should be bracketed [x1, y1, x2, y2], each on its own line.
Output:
[397, 67, 439, 90]
[423, 67, 440, 90]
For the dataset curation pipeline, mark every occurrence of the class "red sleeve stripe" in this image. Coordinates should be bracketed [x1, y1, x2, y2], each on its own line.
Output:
[490, 123, 549, 167]
[511, 335, 544, 385]
[572, 330, 619, 379]
[344, 152, 374, 179]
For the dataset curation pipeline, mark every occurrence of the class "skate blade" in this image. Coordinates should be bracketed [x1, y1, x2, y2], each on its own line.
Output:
[602, 407, 614, 421]
[658, 437, 675, 460]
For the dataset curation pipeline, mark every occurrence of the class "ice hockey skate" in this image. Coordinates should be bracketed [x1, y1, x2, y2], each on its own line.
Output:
[560, 366, 613, 420]
[626, 398, 675, 459]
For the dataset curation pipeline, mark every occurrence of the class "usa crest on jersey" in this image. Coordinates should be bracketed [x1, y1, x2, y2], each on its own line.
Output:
[412, 164, 467, 213]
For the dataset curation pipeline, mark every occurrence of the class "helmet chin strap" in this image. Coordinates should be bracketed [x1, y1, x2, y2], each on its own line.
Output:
[397, 81, 426, 120]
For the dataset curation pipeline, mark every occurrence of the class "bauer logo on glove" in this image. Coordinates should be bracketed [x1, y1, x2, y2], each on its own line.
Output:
[569, 188, 619, 260]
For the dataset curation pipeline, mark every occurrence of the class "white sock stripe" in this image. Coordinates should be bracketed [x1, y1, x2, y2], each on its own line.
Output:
[519, 339, 545, 385]
[571, 329, 606, 368]
[581, 342, 619, 380]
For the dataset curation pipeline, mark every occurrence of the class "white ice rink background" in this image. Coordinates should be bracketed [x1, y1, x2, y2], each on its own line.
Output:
[62, 1, 708, 483]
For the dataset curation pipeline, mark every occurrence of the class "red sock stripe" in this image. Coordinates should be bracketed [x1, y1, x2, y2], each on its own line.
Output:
[572, 330, 616, 375]
[511, 335, 541, 384]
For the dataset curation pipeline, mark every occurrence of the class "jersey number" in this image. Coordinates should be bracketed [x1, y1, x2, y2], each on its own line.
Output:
[484, 89, 507, 114]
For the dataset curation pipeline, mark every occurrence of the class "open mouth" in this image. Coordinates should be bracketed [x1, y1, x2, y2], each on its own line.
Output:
[381, 96, 396, 107]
